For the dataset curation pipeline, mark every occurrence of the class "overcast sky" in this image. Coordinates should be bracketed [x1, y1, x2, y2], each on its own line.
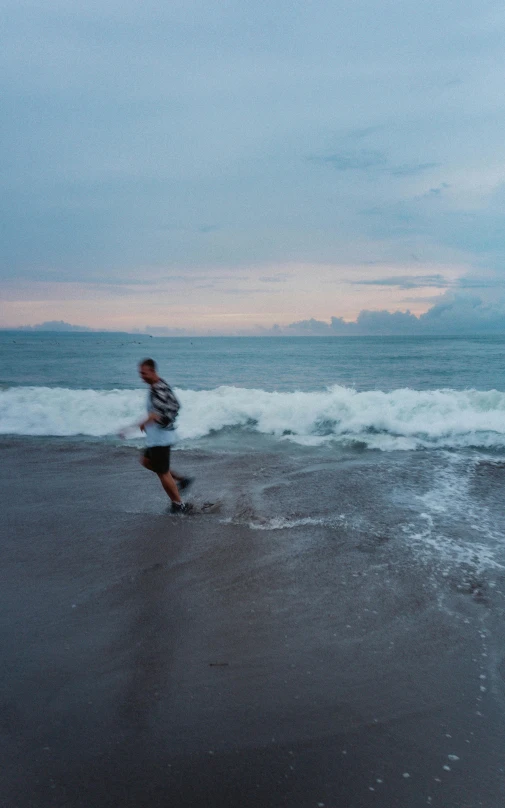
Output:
[2, 0, 505, 332]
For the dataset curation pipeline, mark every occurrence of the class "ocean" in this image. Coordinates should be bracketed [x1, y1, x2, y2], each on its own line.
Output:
[2, 329, 505, 584]
[2, 331, 505, 544]
[2, 331, 505, 806]
[2, 330, 505, 556]
[2, 331, 505, 448]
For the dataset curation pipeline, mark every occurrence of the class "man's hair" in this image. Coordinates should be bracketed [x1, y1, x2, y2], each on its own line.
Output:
[140, 358, 157, 370]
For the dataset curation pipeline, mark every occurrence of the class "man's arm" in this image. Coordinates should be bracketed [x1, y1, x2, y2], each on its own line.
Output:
[118, 411, 160, 438]
[119, 381, 178, 438]
[138, 411, 162, 431]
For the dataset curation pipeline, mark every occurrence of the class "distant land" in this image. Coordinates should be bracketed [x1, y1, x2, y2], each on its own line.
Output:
[11, 320, 94, 332]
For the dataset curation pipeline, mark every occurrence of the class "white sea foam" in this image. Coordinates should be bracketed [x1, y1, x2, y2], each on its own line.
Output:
[2, 384, 505, 450]
[402, 456, 505, 571]
[246, 516, 337, 531]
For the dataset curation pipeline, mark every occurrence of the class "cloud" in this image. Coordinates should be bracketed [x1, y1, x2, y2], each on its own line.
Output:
[284, 317, 335, 335]
[259, 274, 291, 283]
[309, 151, 437, 178]
[389, 162, 438, 177]
[6, 294, 505, 336]
[2, 0, 505, 285]
[401, 295, 446, 303]
[418, 294, 505, 333]
[3, 0, 505, 323]
[349, 273, 450, 289]
[309, 150, 387, 171]
[346, 126, 385, 141]
[349, 272, 505, 291]
[265, 294, 505, 336]
[142, 293, 505, 336]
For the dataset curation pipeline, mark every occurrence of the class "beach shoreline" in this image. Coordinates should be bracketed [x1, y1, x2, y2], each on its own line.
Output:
[1, 438, 504, 807]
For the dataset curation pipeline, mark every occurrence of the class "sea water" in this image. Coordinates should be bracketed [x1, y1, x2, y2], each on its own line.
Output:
[2, 332, 505, 451]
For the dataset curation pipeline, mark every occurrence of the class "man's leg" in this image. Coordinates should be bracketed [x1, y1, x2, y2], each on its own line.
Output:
[170, 468, 194, 492]
[157, 471, 182, 504]
[144, 447, 189, 506]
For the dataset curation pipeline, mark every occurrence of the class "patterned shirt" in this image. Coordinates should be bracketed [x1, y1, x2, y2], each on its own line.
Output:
[149, 378, 180, 430]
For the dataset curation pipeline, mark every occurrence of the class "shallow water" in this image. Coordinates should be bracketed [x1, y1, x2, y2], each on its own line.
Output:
[2, 436, 505, 807]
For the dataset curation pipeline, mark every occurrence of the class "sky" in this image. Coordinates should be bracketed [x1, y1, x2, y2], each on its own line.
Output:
[2, 0, 505, 334]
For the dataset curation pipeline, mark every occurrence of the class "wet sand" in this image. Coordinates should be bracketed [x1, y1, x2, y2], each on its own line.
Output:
[1, 438, 504, 807]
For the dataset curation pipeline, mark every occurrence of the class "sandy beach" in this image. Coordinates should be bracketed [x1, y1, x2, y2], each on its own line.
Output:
[1, 437, 504, 807]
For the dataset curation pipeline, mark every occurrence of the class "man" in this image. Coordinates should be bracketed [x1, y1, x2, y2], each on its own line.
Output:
[135, 358, 193, 514]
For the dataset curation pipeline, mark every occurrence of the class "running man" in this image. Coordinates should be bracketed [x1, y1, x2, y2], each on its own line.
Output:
[126, 358, 193, 513]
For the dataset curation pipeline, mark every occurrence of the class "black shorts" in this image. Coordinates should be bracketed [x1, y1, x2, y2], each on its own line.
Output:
[144, 446, 171, 474]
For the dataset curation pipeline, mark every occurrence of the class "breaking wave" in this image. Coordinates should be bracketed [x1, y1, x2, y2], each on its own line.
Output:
[2, 384, 505, 450]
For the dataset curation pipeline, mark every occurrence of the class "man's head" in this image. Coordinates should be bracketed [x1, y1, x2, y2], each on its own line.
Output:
[139, 358, 159, 385]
